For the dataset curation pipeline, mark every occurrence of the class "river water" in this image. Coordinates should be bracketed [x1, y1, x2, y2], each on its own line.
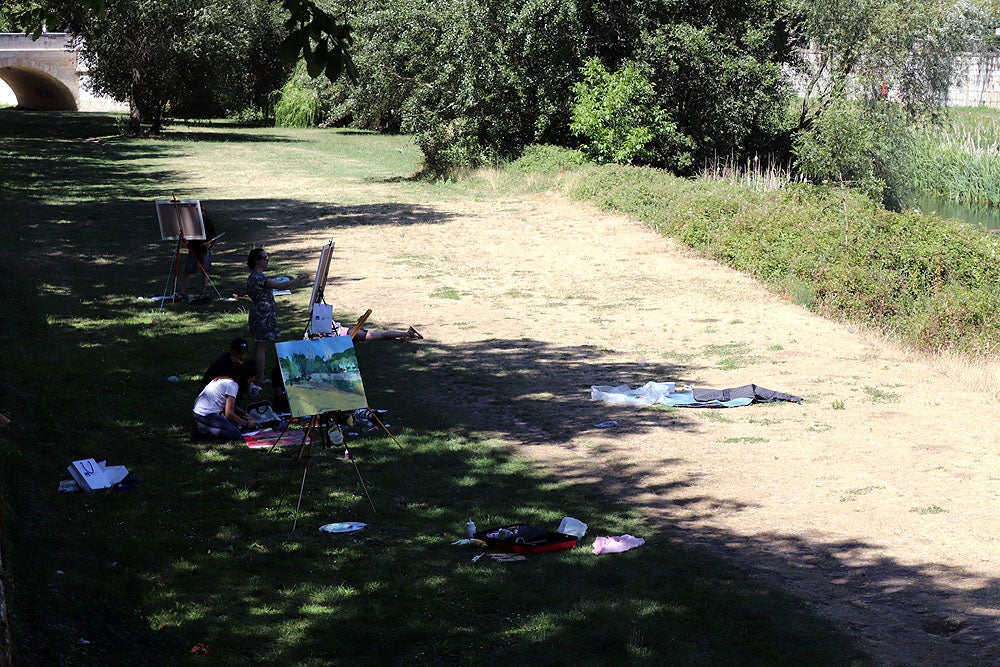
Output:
[907, 194, 1000, 232]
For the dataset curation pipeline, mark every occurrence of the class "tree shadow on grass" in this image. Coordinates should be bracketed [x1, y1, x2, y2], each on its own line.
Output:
[0, 244, 873, 665]
[0, 116, 994, 663]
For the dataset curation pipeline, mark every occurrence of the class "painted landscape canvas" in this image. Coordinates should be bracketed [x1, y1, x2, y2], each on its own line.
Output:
[275, 337, 368, 418]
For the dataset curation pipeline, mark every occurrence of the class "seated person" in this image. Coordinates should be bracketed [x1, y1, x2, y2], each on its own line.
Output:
[192, 365, 258, 440]
[198, 337, 250, 392]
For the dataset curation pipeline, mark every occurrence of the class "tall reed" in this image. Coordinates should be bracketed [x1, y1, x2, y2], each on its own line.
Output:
[908, 111, 1000, 206]
[697, 154, 805, 192]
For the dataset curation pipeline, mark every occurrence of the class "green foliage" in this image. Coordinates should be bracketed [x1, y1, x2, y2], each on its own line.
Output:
[906, 109, 1000, 206]
[79, 0, 290, 133]
[792, 99, 886, 200]
[787, 0, 981, 124]
[273, 63, 324, 127]
[784, 0, 987, 203]
[278, 0, 356, 81]
[570, 58, 692, 168]
[315, 0, 592, 176]
[636, 16, 793, 171]
[793, 99, 920, 207]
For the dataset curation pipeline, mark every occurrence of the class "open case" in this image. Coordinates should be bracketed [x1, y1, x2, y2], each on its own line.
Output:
[474, 523, 578, 554]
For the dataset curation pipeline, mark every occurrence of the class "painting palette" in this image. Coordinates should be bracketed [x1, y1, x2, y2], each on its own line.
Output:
[319, 522, 367, 534]
[272, 275, 292, 284]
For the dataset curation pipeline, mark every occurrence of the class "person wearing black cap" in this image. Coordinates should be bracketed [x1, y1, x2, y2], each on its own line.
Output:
[198, 337, 251, 392]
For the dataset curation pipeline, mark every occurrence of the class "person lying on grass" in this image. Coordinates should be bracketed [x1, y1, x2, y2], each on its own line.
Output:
[192, 364, 258, 441]
[246, 247, 422, 385]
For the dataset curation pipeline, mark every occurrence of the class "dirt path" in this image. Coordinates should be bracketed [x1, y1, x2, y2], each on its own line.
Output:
[282, 188, 1000, 666]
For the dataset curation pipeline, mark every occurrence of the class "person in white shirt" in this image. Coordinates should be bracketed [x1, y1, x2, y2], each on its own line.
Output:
[192, 366, 258, 440]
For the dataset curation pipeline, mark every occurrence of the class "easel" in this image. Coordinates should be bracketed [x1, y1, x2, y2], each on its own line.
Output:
[181, 231, 226, 302]
[277, 309, 404, 532]
[286, 408, 376, 533]
[155, 198, 208, 312]
[274, 244, 406, 532]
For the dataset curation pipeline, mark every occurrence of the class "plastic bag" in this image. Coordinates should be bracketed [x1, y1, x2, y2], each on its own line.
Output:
[557, 516, 588, 538]
[590, 381, 676, 406]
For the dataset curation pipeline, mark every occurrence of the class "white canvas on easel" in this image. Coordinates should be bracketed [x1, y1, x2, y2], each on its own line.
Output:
[308, 242, 335, 317]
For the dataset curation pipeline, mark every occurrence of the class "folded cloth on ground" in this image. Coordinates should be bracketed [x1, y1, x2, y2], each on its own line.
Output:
[243, 428, 306, 448]
[692, 384, 802, 404]
[590, 382, 802, 408]
[592, 534, 645, 554]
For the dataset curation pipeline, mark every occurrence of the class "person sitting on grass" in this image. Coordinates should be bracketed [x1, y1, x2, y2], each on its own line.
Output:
[192, 365, 258, 441]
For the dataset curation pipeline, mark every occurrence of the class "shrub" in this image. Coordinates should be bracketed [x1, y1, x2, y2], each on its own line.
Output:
[570, 58, 693, 169]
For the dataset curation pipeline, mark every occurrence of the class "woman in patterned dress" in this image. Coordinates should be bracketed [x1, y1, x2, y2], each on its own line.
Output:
[246, 247, 304, 381]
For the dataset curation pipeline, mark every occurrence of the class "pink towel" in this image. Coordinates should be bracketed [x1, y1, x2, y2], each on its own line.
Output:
[592, 534, 645, 554]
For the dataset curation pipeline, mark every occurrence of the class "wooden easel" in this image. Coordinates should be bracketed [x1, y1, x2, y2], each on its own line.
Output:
[277, 244, 404, 531]
[156, 198, 205, 311]
[286, 408, 376, 533]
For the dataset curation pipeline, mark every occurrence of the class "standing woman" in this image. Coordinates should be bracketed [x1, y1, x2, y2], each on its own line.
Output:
[246, 247, 303, 382]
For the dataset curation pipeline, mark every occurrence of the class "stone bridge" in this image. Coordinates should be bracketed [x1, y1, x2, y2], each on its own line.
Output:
[0, 32, 123, 111]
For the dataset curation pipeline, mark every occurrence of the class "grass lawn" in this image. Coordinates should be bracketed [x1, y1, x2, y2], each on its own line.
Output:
[0, 110, 869, 666]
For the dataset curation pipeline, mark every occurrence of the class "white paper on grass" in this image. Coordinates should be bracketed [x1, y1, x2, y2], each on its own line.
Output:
[590, 381, 676, 406]
[67, 458, 129, 492]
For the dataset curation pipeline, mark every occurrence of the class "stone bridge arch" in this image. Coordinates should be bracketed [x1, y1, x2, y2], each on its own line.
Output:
[0, 33, 124, 112]
[0, 56, 77, 111]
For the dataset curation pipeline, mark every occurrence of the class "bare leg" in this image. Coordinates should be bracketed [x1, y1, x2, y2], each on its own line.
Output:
[253, 341, 268, 381]
[178, 271, 193, 296]
[354, 327, 422, 341]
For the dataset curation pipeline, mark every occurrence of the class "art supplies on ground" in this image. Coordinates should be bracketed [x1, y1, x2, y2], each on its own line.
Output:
[67, 458, 130, 492]
[473, 524, 579, 555]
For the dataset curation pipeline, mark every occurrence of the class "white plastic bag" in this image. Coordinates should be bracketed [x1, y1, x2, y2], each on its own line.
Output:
[590, 381, 676, 406]
[557, 516, 588, 538]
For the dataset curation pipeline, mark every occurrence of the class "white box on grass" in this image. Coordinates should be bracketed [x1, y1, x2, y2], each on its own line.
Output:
[68, 458, 129, 492]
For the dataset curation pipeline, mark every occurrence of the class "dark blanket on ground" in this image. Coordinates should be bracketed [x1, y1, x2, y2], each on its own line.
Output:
[692, 384, 803, 404]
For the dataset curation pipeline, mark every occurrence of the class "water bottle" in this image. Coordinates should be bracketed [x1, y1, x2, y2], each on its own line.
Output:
[466, 519, 476, 538]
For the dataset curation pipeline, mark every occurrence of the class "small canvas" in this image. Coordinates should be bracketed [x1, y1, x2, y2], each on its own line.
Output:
[155, 199, 206, 240]
[310, 302, 334, 334]
[275, 337, 368, 418]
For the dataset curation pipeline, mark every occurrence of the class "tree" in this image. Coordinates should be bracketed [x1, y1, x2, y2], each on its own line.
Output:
[78, 0, 262, 133]
[786, 0, 984, 126]
[8, 0, 354, 86]
[320, 0, 588, 176]
[786, 0, 989, 205]
[636, 18, 792, 171]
